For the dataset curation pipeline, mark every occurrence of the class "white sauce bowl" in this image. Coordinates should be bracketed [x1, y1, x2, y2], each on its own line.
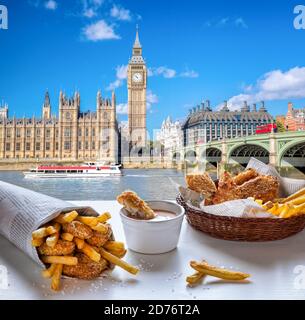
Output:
[119, 201, 185, 254]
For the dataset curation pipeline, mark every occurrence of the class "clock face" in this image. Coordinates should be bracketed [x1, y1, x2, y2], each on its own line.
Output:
[132, 72, 142, 83]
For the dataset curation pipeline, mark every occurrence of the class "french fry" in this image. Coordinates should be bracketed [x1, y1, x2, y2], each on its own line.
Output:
[46, 223, 61, 248]
[81, 243, 101, 262]
[32, 227, 48, 239]
[107, 248, 127, 258]
[190, 261, 250, 281]
[99, 248, 139, 275]
[289, 202, 305, 217]
[279, 203, 293, 218]
[288, 195, 305, 206]
[41, 263, 57, 278]
[281, 188, 305, 203]
[31, 238, 44, 247]
[41, 255, 78, 266]
[97, 212, 111, 223]
[74, 237, 85, 249]
[77, 216, 99, 227]
[46, 226, 57, 235]
[54, 210, 79, 224]
[267, 203, 280, 216]
[91, 222, 108, 234]
[262, 201, 274, 210]
[51, 264, 63, 291]
[255, 199, 263, 206]
[61, 232, 74, 241]
[186, 272, 206, 286]
[104, 241, 125, 251]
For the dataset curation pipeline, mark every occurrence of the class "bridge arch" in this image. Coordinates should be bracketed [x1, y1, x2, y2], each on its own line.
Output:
[279, 140, 305, 169]
[184, 150, 197, 164]
[204, 147, 222, 165]
[229, 143, 270, 165]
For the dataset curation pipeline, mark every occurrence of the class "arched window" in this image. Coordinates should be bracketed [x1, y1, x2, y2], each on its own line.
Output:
[66, 112, 71, 120]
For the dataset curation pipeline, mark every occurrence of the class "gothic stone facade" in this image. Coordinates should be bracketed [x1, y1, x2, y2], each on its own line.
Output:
[0, 29, 149, 163]
[0, 90, 118, 162]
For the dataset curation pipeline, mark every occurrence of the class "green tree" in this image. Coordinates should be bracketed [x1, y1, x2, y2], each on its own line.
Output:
[276, 121, 286, 132]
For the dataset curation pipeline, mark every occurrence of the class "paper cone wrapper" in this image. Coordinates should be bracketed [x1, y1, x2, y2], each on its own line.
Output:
[0, 181, 99, 268]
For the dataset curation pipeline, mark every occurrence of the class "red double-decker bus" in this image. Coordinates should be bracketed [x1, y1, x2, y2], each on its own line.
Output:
[255, 123, 277, 134]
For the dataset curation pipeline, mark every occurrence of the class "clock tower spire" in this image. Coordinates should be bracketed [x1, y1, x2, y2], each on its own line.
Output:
[127, 25, 147, 149]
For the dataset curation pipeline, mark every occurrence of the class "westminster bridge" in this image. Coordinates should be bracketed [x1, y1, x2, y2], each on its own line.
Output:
[172, 131, 305, 171]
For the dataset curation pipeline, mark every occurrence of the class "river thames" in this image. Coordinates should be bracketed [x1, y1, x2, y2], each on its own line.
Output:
[0, 169, 185, 201]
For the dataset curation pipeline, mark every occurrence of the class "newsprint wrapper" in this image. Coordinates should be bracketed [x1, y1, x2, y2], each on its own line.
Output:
[179, 158, 305, 219]
[0, 181, 99, 268]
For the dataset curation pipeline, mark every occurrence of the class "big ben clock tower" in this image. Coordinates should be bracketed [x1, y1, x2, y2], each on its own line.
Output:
[127, 26, 147, 149]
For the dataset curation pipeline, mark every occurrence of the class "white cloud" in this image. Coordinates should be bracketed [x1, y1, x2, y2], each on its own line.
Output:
[205, 17, 248, 29]
[84, 8, 96, 18]
[82, 0, 104, 18]
[107, 64, 128, 91]
[110, 4, 132, 21]
[148, 66, 199, 79]
[223, 66, 305, 110]
[83, 20, 120, 41]
[117, 103, 128, 115]
[218, 17, 229, 26]
[45, 0, 57, 10]
[235, 18, 248, 29]
[147, 90, 159, 110]
[116, 64, 128, 80]
[180, 69, 199, 78]
[148, 67, 177, 79]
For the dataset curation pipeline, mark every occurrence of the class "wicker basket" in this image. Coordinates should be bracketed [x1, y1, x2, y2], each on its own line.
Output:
[177, 194, 305, 242]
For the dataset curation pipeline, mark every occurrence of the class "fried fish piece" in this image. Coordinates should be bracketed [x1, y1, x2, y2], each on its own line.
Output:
[62, 253, 108, 280]
[233, 168, 259, 186]
[117, 190, 156, 220]
[86, 225, 112, 247]
[237, 175, 279, 203]
[212, 171, 279, 205]
[211, 171, 240, 204]
[185, 172, 217, 197]
[62, 221, 93, 240]
[38, 240, 75, 256]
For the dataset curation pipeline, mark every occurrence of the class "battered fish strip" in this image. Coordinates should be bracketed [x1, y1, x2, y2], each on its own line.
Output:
[237, 175, 279, 203]
[38, 240, 75, 256]
[63, 253, 108, 280]
[185, 173, 217, 198]
[233, 169, 259, 186]
[62, 221, 93, 240]
[212, 172, 279, 205]
[86, 225, 112, 247]
[117, 190, 156, 220]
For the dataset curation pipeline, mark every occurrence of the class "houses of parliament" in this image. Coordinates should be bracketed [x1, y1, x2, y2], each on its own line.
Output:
[0, 28, 147, 163]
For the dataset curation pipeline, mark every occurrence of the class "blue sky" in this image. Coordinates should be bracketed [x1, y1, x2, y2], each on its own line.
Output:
[1, 0, 305, 133]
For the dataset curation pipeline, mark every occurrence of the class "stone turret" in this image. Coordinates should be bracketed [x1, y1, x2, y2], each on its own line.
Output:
[42, 91, 51, 120]
[241, 101, 250, 112]
[221, 100, 229, 112]
[259, 101, 267, 112]
[0, 103, 8, 120]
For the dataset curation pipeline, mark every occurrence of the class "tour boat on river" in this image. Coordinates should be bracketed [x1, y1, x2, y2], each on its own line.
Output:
[23, 162, 122, 178]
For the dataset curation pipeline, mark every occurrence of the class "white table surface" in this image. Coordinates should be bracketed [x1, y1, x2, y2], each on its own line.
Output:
[1, 200, 305, 300]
